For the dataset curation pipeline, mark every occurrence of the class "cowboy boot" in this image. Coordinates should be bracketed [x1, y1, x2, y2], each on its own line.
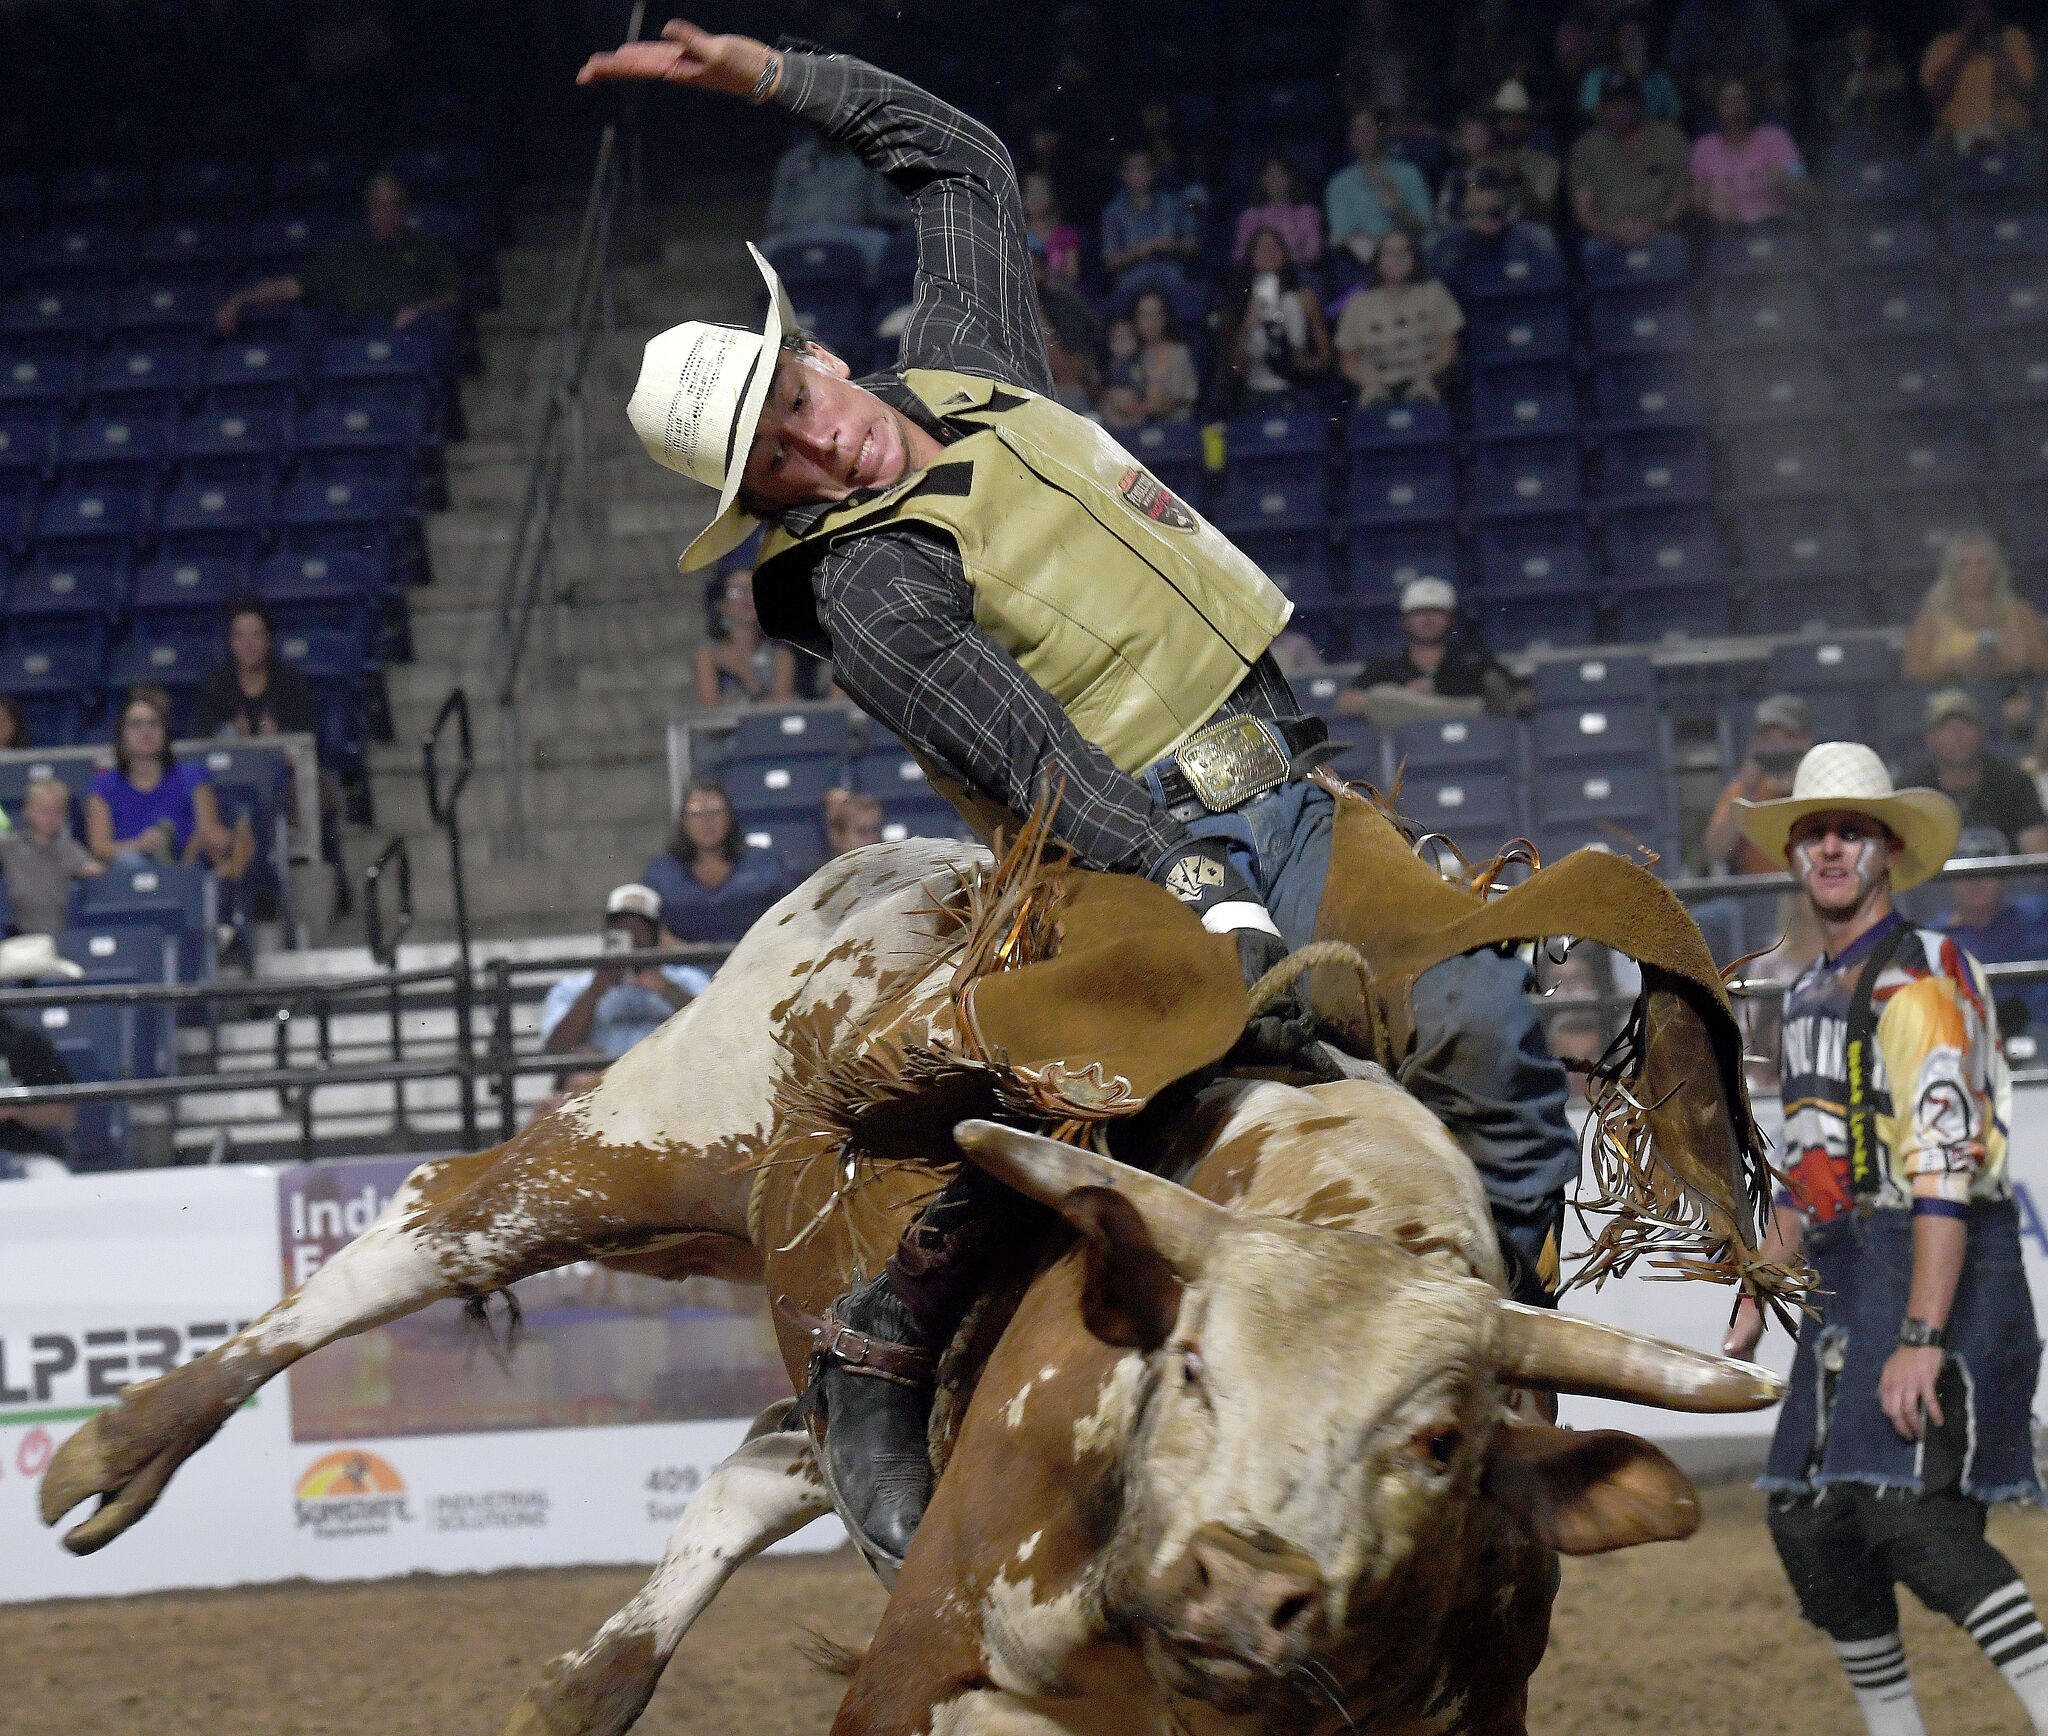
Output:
[808, 1271, 936, 1568]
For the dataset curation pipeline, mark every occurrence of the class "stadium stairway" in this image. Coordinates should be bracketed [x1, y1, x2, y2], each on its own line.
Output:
[366, 180, 761, 941]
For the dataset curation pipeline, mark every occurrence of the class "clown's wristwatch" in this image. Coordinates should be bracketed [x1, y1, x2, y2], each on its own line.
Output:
[1897, 1315, 1947, 1349]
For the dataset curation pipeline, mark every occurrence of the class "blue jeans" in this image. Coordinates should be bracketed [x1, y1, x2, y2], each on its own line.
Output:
[1148, 775, 1580, 1296]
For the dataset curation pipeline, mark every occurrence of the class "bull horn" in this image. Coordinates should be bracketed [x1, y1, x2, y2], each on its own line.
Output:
[1491, 1301, 1785, 1413]
[954, 1119, 1225, 1274]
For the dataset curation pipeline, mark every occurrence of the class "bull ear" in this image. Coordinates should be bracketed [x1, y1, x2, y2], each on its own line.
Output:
[1064, 1185, 1186, 1350]
[1482, 1419, 1699, 1555]
[954, 1120, 1224, 1276]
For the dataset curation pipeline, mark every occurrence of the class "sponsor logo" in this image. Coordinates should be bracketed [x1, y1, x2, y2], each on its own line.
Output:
[428, 1490, 549, 1532]
[0, 1320, 248, 1421]
[1117, 466, 1196, 531]
[295, 1450, 411, 1538]
[646, 1463, 705, 1524]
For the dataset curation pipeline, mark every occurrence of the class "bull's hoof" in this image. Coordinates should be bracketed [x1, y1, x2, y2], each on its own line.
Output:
[39, 1378, 234, 1553]
[501, 1640, 663, 1736]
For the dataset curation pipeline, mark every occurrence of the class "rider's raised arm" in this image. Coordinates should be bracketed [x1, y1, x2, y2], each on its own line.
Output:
[768, 49, 1054, 396]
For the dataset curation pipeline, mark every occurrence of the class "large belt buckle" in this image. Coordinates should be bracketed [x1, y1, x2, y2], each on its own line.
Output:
[1173, 715, 1290, 813]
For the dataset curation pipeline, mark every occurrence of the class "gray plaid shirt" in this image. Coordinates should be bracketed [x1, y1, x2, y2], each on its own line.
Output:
[768, 51, 1299, 874]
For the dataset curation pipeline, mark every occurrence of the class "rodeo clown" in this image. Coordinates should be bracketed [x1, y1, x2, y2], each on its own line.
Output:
[578, 24, 1583, 1564]
[1722, 743, 2048, 1736]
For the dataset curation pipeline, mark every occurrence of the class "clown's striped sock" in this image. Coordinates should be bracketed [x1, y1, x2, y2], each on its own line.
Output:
[1965, 1581, 2048, 1732]
[1832, 1634, 1925, 1736]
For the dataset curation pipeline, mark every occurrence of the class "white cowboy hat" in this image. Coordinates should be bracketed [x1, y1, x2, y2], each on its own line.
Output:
[627, 242, 797, 574]
[1734, 741, 1961, 891]
[0, 934, 83, 981]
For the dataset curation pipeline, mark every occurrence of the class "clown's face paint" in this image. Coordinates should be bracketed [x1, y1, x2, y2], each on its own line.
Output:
[1788, 813, 1892, 918]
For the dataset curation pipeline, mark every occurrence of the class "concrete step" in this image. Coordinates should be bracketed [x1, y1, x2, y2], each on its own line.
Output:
[371, 758, 673, 839]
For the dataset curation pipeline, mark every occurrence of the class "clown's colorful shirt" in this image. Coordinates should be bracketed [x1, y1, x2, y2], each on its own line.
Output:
[1778, 912, 2011, 1220]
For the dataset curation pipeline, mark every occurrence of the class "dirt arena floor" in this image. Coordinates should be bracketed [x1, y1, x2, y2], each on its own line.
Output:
[10, 1484, 2048, 1734]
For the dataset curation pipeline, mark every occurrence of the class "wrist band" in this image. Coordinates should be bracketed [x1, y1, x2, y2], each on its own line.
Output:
[748, 50, 782, 104]
[1911, 1196, 1970, 1219]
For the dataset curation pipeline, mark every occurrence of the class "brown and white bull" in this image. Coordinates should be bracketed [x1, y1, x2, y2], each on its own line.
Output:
[38, 839, 1780, 1735]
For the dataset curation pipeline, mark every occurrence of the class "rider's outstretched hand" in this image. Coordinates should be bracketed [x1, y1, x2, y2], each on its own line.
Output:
[576, 19, 774, 99]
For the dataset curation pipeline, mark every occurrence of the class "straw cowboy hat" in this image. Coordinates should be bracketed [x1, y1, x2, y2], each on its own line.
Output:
[0, 934, 82, 981]
[1734, 741, 1961, 891]
[626, 242, 796, 574]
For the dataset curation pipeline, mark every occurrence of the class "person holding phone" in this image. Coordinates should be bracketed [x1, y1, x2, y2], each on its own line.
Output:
[540, 884, 710, 1059]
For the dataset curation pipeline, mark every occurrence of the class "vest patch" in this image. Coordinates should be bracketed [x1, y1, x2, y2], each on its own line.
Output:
[1163, 854, 1225, 902]
[1117, 466, 1196, 532]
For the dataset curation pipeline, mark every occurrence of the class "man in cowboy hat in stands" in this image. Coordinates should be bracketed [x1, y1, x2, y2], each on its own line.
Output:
[1723, 742, 2048, 1736]
[578, 22, 1581, 1566]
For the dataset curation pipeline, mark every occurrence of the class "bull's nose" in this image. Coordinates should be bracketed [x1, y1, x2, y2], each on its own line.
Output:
[1160, 1522, 1328, 1671]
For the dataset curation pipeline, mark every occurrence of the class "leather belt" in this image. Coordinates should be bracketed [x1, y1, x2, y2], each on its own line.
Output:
[1150, 713, 1330, 817]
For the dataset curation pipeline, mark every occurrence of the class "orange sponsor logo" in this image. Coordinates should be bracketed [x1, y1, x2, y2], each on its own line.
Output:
[295, 1449, 405, 1498]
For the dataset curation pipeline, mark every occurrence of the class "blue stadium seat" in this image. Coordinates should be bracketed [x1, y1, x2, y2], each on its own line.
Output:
[1711, 276, 1823, 348]
[317, 333, 434, 386]
[728, 707, 854, 759]
[1745, 578, 1869, 635]
[0, 407, 53, 481]
[1728, 419, 1847, 500]
[88, 343, 197, 416]
[760, 232, 872, 294]
[1842, 338, 1969, 414]
[23, 224, 133, 283]
[1439, 236, 1564, 301]
[1824, 152, 1921, 206]
[1614, 578, 1735, 641]
[58, 410, 171, 487]
[273, 153, 365, 209]
[1533, 762, 1662, 831]
[274, 472, 402, 531]
[253, 550, 384, 640]
[1467, 438, 1581, 520]
[157, 476, 271, 561]
[57, 927, 176, 1078]
[243, 212, 338, 273]
[725, 753, 845, 814]
[734, 813, 823, 867]
[1714, 348, 1840, 423]
[161, 159, 260, 213]
[1533, 701, 1654, 766]
[1768, 637, 1897, 691]
[1971, 330, 2048, 405]
[1708, 224, 1815, 279]
[1476, 517, 1596, 595]
[1992, 406, 2048, 481]
[1251, 541, 1335, 610]
[3, 286, 107, 341]
[1214, 467, 1328, 534]
[1479, 593, 1600, 653]
[1325, 723, 1384, 786]
[1942, 142, 2043, 204]
[1589, 354, 1706, 433]
[1347, 525, 1461, 606]
[105, 629, 214, 707]
[1469, 365, 1577, 441]
[1397, 771, 1519, 846]
[8, 556, 120, 638]
[1465, 298, 1571, 368]
[134, 220, 239, 279]
[1736, 496, 1867, 586]
[1122, 418, 1203, 496]
[848, 747, 928, 799]
[1595, 428, 1712, 511]
[1603, 505, 1728, 589]
[1530, 650, 1655, 708]
[876, 794, 975, 845]
[1345, 448, 1456, 528]
[1834, 270, 1954, 342]
[1855, 418, 1980, 492]
[36, 481, 145, 554]
[386, 142, 488, 194]
[132, 554, 243, 632]
[76, 861, 215, 983]
[111, 283, 211, 336]
[1224, 407, 1327, 481]
[36, 1001, 135, 1168]
[1347, 395, 1453, 451]
[176, 403, 292, 480]
[1958, 264, 2048, 334]
[202, 339, 303, 397]
[1948, 207, 2048, 264]
[1587, 289, 1696, 357]
[1580, 233, 1688, 292]
[0, 353, 80, 409]
[2005, 481, 2048, 573]
[51, 165, 146, 218]
[1869, 489, 1991, 575]
[1389, 714, 1517, 775]
[273, 625, 362, 685]
[1828, 213, 1940, 270]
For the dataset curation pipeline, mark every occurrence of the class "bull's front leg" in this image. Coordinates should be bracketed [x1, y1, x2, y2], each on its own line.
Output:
[503, 1403, 833, 1736]
[41, 1110, 755, 1555]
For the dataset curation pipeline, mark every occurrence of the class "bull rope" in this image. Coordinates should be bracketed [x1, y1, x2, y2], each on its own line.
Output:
[1245, 940, 1393, 1073]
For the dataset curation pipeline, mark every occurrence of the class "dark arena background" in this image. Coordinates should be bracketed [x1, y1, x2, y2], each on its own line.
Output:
[9, 0, 2048, 1730]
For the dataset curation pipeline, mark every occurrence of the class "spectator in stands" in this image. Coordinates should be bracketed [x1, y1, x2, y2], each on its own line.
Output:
[1663, 0, 1793, 124]
[1813, 11, 1913, 160]
[1100, 291, 1198, 429]
[1432, 170, 1559, 303]
[540, 883, 709, 1060]
[1903, 688, 2048, 856]
[765, 132, 902, 234]
[214, 173, 461, 343]
[1937, 825, 2048, 1032]
[1703, 694, 1816, 875]
[1232, 154, 1321, 267]
[1136, 97, 1197, 201]
[527, 1061, 609, 1129]
[1690, 76, 1813, 227]
[0, 697, 27, 753]
[1569, 73, 1692, 245]
[1217, 227, 1334, 409]
[1032, 238, 1102, 413]
[1338, 577, 1527, 727]
[824, 789, 886, 857]
[1482, 80, 1562, 227]
[0, 999, 76, 1175]
[1921, 0, 2038, 159]
[1902, 533, 2048, 685]
[0, 776, 102, 937]
[1580, 10, 1683, 123]
[1022, 173, 1081, 289]
[1435, 113, 1498, 229]
[1335, 229, 1462, 406]
[642, 778, 799, 947]
[697, 566, 798, 709]
[1325, 106, 1433, 264]
[1449, 0, 1551, 118]
[85, 686, 249, 878]
[1100, 148, 1198, 298]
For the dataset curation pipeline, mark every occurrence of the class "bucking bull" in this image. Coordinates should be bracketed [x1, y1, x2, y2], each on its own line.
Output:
[39, 824, 1786, 1735]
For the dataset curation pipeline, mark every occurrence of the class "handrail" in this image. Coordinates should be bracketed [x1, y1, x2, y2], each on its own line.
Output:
[363, 835, 414, 967]
[423, 687, 474, 825]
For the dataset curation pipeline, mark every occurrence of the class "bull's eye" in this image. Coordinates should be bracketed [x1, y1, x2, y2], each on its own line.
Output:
[1180, 1347, 1205, 1388]
[1423, 1427, 1462, 1467]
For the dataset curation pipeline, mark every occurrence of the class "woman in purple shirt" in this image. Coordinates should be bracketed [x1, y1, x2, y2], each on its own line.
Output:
[85, 686, 243, 872]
